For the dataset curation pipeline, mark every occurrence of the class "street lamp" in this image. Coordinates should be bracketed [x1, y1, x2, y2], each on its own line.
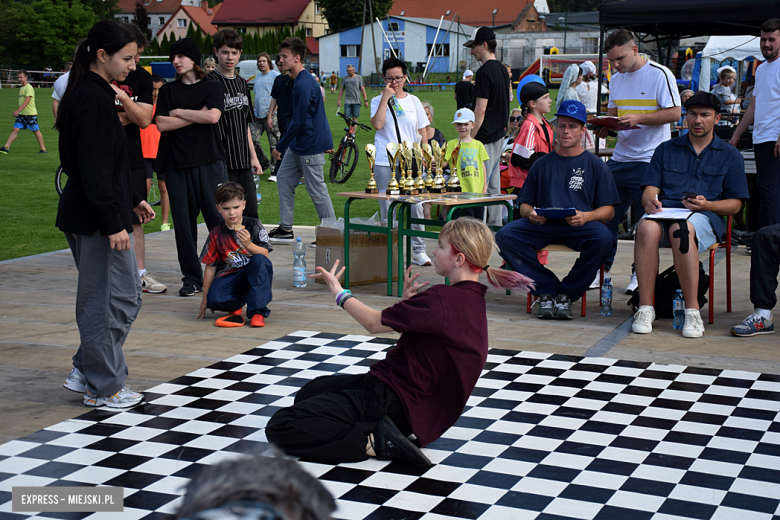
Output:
[492, 9, 498, 29]
[557, 13, 568, 54]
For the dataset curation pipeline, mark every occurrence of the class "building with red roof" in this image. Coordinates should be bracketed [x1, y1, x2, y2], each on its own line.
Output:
[388, 0, 541, 28]
[115, 0, 196, 41]
[157, 3, 222, 41]
[212, 0, 329, 38]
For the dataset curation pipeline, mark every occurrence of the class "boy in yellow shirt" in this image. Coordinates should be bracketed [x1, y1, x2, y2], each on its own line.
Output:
[0, 70, 47, 154]
[443, 108, 489, 218]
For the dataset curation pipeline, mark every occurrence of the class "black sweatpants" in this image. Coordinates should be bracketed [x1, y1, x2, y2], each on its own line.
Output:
[751, 223, 780, 310]
[755, 142, 780, 229]
[165, 160, 228, 287]
[266, 373, 412, 464]
[227, 168, 258, 219]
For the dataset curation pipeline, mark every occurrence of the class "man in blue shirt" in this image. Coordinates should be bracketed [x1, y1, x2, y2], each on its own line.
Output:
[633, 92, 749, 338]
[268, 37, 335, 244]
[496, 101, 620, 320]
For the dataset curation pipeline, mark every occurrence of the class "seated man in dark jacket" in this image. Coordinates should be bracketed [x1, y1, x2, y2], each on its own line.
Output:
[632, 92, 748, 338]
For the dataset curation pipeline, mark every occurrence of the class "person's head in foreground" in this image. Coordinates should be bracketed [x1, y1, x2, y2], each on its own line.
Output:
[170, 37, 204, 80]
[520, 81, 550, 116]
[760, 18, 780, 61]
[213, 30, 243, 73]
[554, 100, 588, 153]
[215, 182, 246, 229]
[684, 92, 721, 138]
[605, 28, 640, 74]
[452, 108, 475, 141]
[175, 454, 335, 520]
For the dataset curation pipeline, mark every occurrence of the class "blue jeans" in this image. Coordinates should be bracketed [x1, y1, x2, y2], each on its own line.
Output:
[496, 219, 613, 301]
[344, 104, 361, 119]
[605, 159, 649, 270]
[206, 254, 274, 318]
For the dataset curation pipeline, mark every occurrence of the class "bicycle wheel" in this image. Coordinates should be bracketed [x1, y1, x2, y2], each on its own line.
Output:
[147, 177, 161, 206]
[329, 141, 358, 183]
[55, 165, 67, 196]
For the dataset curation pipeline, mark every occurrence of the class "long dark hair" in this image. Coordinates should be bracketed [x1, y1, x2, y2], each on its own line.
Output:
[55, 20, 136, 131]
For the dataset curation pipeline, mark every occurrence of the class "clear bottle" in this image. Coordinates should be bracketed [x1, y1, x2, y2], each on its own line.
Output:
[600, 270, 613, 317]
[673, 289, 685, 329]
[255, 177, 262, 203]
[293, 237, 307, 287]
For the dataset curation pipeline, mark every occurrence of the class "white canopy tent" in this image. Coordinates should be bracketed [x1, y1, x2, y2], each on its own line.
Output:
[699, 35, 762, 92]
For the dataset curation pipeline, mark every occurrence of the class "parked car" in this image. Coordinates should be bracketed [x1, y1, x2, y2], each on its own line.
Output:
[235, 59, 259, 88]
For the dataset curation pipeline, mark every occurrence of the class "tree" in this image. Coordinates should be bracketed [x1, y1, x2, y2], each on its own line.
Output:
[160, 32, 171, 56]
[0, 0, 21, 63]
[203, 33, 213, 55]
[80, 0, 120, 19]
[193, 22, 204, 49]
[134, 2, 152, 41]
[319, 0, 393, 33]
[14, 0, 97, 66]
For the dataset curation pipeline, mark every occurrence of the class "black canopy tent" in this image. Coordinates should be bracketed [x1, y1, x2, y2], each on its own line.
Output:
[594, 0, 778, 135]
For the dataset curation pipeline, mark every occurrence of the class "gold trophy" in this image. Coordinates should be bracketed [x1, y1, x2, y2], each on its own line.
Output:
[430, 141, 446, 193]
[447, 141, 462, 193]
[421, 143, 434, 191]
[365, 144, 378, 194]
[385, 143, 401, 195]
[401, 141, 418, 195]
[413, 142, 427, 193]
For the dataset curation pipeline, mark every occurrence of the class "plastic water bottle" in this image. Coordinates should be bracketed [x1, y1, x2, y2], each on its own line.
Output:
[600, 270, 613, 317]
[293, 238, 307, 287]
[255, 178, 262, 202]
[673, 289, 685, 329]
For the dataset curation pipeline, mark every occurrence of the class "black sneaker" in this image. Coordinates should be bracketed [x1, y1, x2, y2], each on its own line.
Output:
[179, 283, 202, 297]
[555, 294, 573, 320]
[537, 294, 554, 319]
[38, 149, 48, 154]
[0, 147, 8, 155]
[373, 416, 432, 468]
[268, 226, 294, 243]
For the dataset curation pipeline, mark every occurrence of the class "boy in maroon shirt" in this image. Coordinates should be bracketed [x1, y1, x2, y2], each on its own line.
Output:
[266, 218, 532, 466]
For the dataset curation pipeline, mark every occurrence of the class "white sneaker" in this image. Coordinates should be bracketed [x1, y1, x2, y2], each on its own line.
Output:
[140, 272, 167, 294]
[83, 386, 144, 409]
[625, 271, 638, 294]
[267, 175, 277, 182]
[632, 305, 655, 334]
[63, 367, 87, 393]
[682, 309, 705, 338]
[589, 272, 600, 289]
[412, 252, 432, 266]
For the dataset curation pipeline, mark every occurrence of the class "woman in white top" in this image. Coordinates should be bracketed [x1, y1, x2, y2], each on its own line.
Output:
[370, 57, 430, 265]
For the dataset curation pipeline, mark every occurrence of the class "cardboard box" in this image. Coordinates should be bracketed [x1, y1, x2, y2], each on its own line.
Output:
[315, 226, 398, 286]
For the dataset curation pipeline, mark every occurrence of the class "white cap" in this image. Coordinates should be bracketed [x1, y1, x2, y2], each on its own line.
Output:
[452, 108, 475, 124]
[463, 70, 474, 80]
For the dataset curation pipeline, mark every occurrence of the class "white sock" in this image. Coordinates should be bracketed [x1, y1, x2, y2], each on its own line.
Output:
[138, 269, 147, 277]
[756, 308, 773, 320]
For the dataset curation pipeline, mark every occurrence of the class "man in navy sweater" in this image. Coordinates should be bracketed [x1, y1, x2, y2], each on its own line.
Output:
[269, 37, 335, 243]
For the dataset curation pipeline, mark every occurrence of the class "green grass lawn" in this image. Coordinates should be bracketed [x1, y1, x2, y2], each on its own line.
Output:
[0, 84, 559, 261]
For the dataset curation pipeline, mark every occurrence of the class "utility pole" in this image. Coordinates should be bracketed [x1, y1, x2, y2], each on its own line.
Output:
[368, 0, 378, 74]
[358, 0, 367, 75]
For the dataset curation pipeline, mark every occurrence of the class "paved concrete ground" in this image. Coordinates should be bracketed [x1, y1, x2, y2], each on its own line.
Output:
[1, 225, 777, 446]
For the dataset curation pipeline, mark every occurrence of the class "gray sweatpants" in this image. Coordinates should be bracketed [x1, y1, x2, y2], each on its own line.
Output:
[374, 164, 425, 253]
[483, 138, 504, 227]
[277, 151, 335, 230]
[65, 231, 142, 397]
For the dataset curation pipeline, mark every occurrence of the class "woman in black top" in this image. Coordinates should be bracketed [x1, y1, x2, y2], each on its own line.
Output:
[55, 20, 154, 409]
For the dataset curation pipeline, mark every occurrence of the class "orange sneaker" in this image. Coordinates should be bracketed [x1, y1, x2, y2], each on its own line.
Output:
[215, 314, 245, 327]
[250, 314, 266, 327]
[229, 308, 243, 316]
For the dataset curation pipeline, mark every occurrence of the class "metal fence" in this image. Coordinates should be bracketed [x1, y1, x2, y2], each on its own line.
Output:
[1, 69, 66, 89]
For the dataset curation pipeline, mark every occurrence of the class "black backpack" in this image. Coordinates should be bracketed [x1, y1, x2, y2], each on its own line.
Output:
[627, 263, 710, 319]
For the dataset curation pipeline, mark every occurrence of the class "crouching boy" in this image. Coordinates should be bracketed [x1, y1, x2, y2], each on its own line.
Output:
[197, 182, 274, 327]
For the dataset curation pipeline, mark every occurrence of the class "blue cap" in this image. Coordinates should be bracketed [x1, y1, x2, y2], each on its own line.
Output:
[555, 100, 588, 124]
[516, 74, 545, 106]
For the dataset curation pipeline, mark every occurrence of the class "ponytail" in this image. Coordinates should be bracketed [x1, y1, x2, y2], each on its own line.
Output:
[55, 20, 136, 131]
[440, 218, 533, 294]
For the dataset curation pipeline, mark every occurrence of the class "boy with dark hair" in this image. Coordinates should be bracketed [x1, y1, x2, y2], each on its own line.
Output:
[269, 37, 335, 243]
[210, 29, 262, 218]
[0, 70, 47, 154]
[197, 182, 273, 328]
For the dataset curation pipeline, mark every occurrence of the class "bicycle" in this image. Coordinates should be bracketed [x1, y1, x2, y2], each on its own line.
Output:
[56, 164, 162, 206]
[329, 112, 372, 184]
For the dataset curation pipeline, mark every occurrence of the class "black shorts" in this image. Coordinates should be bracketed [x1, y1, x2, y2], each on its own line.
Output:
[131, 166, 147, 225]
[144, 158, 165, 181]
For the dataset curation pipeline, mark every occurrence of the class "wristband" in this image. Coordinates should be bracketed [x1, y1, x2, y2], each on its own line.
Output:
[339, 294, 355, 309]
[335, 289, 351, 306]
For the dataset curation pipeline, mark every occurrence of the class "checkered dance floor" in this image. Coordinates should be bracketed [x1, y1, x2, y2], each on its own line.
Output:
[1, 331, 780, 520]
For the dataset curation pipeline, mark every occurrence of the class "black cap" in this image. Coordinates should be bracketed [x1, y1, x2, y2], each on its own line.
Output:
[520, 82, 548, 106]
[684, 91, 720, 111]
[463, 27, 496, 47]
[169, 37, 201, 66]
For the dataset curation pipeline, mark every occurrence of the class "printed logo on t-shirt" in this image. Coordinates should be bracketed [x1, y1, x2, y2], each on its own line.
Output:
[224, 92, 249, 111]
[226, 247, 251, 269]
[460, 147, 479, 177]
[569, 168, 584, 191]
[110, 81, 135, 111]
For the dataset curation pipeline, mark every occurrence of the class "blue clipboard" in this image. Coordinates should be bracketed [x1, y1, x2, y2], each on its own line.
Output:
[535, 207, 576, 219]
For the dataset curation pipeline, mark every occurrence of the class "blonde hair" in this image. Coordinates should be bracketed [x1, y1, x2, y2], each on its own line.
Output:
[507, 108, 522, 140]
[204, 57, 217, 68]
[440, 218, 533, 293]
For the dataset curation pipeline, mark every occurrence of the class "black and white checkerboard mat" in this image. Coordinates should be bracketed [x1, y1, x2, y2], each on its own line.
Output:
[1, 331, 780, 520]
